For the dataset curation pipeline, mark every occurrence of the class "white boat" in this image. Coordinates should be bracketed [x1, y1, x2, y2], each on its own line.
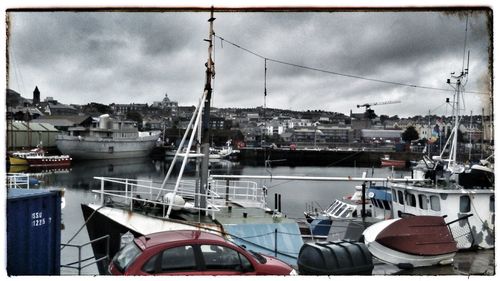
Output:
[302, 176, 393, 240]
[387, 70, 494, 250]
[363, 216, 458, 268]
[56, 114, 160, 159]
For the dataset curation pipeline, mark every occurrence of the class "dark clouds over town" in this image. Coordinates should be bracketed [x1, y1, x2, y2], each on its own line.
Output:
[7, 8, 492, 117]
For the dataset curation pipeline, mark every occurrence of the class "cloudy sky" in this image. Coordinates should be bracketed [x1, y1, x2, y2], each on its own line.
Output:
[6, 7, 492, 117]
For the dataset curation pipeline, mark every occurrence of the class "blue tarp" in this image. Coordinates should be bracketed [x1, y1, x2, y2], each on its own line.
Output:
[223, 222, 304, 267]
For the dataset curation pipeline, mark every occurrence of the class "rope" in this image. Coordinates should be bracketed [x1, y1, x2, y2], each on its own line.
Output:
[61, 205, 105, 250]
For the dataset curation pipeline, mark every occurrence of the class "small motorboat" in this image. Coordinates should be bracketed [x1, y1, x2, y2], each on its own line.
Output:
[362, 215, 458, 268]
[380, 154, 407, 168]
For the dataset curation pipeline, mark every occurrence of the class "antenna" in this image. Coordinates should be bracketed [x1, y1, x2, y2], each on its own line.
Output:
[264, 58, 267, 108]
[461, 13, 469, 73]
[466, 50, 470, 74]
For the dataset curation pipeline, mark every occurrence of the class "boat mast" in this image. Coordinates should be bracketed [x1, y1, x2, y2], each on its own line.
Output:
[444, 54, 468, 167]
[442, 16, 470, 167]
[199, 8, 216, 212]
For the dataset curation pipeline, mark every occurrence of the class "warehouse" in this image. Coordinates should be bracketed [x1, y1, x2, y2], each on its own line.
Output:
[6, 121, 60, 149]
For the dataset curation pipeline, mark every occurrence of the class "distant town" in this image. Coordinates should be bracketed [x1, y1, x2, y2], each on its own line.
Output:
[6, 87, 494, 157]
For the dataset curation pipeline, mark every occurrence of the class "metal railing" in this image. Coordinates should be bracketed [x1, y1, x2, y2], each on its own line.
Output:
[6, 173, 33, 189]
[60, 235, 110, 275]
[211, 179, 265, 208]
[91, 176, 266, 220]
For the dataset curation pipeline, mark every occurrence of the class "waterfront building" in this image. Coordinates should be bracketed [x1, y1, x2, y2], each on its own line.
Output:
[6, 120, 60, 149]
[142, 117, 163, 130]
[158, 93, 179, 115]
[360, 129, 403, 143]
[111, 103, 149, 115]
[32, 115, 94, 132]
[317, 125, 352, 143]
[44, 103, 79, 116]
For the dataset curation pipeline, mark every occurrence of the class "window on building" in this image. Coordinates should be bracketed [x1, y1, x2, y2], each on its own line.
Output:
[490, 196, 495, 212]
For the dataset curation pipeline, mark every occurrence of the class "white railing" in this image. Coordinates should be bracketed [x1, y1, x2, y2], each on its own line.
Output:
[91, 176, 266, 220]
[211, 179, 266, 208]
[6, 173, 33, 189]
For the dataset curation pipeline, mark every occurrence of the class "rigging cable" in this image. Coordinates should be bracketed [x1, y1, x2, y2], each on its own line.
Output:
[214, 34, 488, 96]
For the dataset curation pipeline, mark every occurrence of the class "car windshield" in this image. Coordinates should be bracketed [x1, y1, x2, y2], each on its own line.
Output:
[112, 242, 141, 273]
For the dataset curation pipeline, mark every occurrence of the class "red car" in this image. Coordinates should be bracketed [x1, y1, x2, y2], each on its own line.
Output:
[108, 230, 297, 275]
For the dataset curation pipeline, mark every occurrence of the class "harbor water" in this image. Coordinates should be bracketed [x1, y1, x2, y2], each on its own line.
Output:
[17, 157, 494, 275]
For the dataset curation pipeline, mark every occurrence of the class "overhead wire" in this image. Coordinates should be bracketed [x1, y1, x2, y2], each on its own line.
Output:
[214, 34, 489, 96]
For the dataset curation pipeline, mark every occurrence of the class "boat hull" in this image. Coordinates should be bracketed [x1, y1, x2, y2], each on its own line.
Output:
[363, 217, 457, 268]
[25, 156, 72, 167]
[9, 156, 29, 166]
[366, 239, 455, 268]
[381, 159, 406, 168]
[56, 134, 159, 160]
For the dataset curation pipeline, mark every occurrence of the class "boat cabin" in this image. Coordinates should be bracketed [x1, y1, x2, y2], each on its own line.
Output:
[389, 182, 494, 249]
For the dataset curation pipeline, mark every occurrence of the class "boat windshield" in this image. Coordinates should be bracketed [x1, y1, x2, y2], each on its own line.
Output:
[112, 241, 141, 273]
[333, 205, 347, 217]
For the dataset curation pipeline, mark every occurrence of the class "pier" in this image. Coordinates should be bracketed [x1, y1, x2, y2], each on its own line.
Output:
[237, 148, 421, 167]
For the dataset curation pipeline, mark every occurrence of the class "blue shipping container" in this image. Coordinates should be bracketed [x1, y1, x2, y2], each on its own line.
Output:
[7, 188, 61, 275]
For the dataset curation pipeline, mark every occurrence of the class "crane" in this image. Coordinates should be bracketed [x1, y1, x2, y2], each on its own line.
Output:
[357, 100, 401, 109]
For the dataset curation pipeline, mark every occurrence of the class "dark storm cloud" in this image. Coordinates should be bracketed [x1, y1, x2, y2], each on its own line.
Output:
[7, 9, 492, 116]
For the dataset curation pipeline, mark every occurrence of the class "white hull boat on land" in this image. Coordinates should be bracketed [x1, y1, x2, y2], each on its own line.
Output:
[363, 215, 458, 269]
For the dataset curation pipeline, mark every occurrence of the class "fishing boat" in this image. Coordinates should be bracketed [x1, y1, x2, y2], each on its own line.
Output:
[81, 11, 303, 274]
[56, 114, 161, 160]
[301, 176, 393, 240]
[387, 70, 494, 250]
[380, 154, 406, 168]
[9, 147, 72, 168]
[362, 215, 458, 268]
[8, 152, 29, 166]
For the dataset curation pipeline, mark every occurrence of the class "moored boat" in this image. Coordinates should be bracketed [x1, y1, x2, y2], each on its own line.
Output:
[380, 154, 406, 168]
[56, 114, 161, 160]
[9, 154, 29, 166]
[387, 70, 494, 250]
[302, 176, 393, 240]
[363, 215, 458, 268]
[9, 147, 71, 167]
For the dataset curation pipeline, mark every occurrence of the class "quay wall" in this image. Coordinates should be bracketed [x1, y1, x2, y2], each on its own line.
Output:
[238, 148, 421, 167]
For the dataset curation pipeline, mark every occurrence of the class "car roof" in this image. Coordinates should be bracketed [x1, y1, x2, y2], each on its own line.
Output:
[136, 230, 227, 250]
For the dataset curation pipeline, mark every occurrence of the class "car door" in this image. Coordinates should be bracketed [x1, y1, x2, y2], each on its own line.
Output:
[196, 244, 257, 275]
[139, 244, 201, 275]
